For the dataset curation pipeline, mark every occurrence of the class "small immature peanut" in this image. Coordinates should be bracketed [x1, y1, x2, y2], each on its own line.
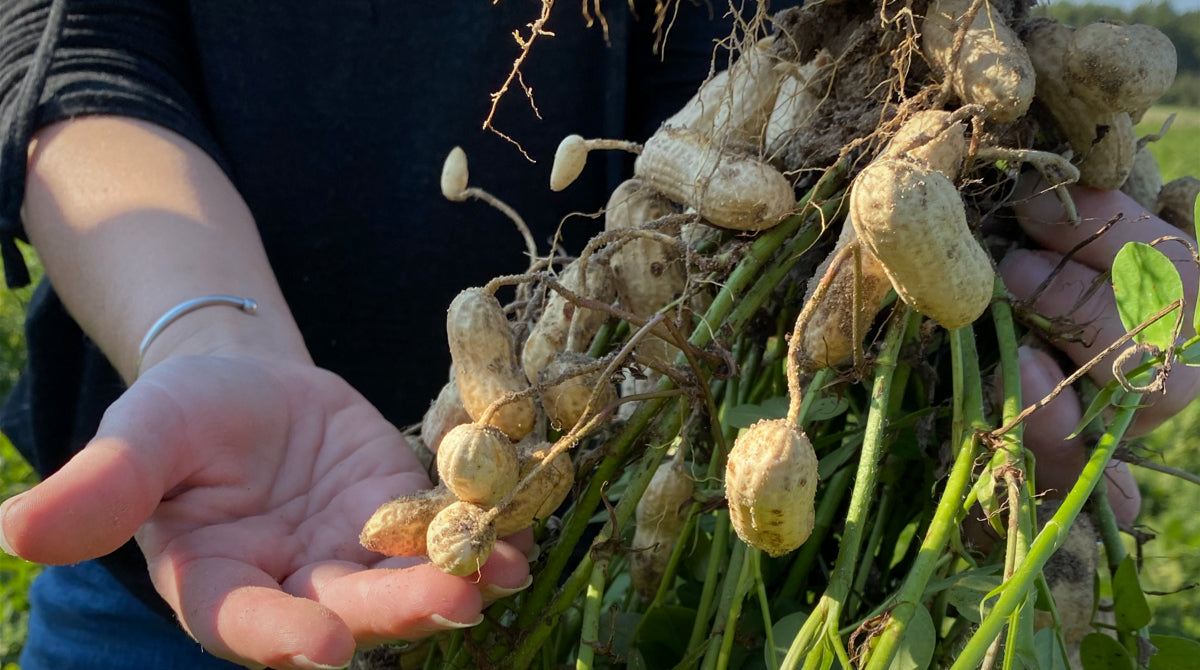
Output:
[426, 501, 498, 577]
[359, 485, 458, 557]
[436, 422, 521, 506]
[441, 146, 470, 201]
[447, 287, 536, 441]
[725, 419, 818, 557]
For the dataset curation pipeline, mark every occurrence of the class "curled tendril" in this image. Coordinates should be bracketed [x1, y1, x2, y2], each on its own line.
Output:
[1113, 341, 1169, 394]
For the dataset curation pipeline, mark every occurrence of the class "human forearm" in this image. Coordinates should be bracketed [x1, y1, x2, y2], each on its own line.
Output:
[23, 115, 310, 380]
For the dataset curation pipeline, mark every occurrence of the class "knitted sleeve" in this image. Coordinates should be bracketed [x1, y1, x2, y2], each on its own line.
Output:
[0, 0, 227, 286]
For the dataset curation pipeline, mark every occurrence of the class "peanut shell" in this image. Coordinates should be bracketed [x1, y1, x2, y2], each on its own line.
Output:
[850, 157, 993, 329]
[724, 419, 818, 557]
[447, 287, 536, 440]
[426, 501, 497, 577]
[359, 485, 457, 557]
[436, 422, 520, 506]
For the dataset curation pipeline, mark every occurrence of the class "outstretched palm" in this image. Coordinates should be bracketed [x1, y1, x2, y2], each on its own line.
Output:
[2, 355, 530, 669]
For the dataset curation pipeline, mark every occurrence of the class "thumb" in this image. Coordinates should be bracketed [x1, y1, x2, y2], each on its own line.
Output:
[1, 394, 179, 564]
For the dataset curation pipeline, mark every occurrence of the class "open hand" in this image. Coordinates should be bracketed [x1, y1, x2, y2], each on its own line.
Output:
[999, 183, 1200, 524]
[0, 354, 532, 669]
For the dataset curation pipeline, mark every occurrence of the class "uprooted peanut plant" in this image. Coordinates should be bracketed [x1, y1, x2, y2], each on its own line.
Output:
[356, 1, 1200, 668]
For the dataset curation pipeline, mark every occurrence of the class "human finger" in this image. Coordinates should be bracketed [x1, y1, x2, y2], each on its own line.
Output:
[279, 560, 487, 649]
[0, 398, 179, 564]
[999, 248, 1200, 437]
[148, 554, 356, 669]
[1018, 346, 1141, 525]
[1013, 181, 1199, 280]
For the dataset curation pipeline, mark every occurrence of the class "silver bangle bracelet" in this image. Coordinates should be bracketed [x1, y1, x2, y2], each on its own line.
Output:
[134, 295, 258, 378]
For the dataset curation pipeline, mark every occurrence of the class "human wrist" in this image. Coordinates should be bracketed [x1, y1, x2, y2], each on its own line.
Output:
[132, 294, 312, 379]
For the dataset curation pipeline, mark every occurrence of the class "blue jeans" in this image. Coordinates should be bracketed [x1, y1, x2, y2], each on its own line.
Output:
[20, 559, 244, 670]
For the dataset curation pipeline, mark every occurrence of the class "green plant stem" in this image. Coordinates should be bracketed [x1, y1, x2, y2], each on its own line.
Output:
[506, 405, 681, 668]
[848, 486, 892, 617]
[863, 325, 985, 670]
[779, 466, 854, 601]
[1091, 476, 1154, 666]
[753, 550, 781, 670]
[576, 553, 609, 670]
[950, 394, 1141, 670]
[699, 540, 750, 670]
[683, 511, 732, 665]
[779, 307, 917, 670]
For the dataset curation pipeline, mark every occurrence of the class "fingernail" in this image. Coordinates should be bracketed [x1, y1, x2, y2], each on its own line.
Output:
[483, 574, 533, 599]
[0, 495, 19, 556]
[429, 613, 484, 629]
[289, 654, 347, 670]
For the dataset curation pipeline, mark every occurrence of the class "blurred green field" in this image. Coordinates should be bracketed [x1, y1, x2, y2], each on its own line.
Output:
[1129, 105, 1200, 642]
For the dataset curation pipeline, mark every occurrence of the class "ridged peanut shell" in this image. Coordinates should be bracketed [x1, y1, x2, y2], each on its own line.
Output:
[1064, 22, 1176, 117]
[631, 457, 694, 600]
[1025, 21, 1136, 190]
[539, 352, 617, 432]
[420, 371, 471, 453]
[447, 287, 536, 440]
[882, 110, 968, 177]
[634, 127, 795, 231]
[605, 178, 686, 368]
[850, 158, 993, 329]
[1121, 146, 1164, 212]
[426, 501, 497, 576]
[522, 258, 616, 385]
[725, 419, 818, 557]
[1032, 500, 1098, 644]
[494, 443, 574, 537]
[436, 423, 520, 506]
[921, 0, 1034, 123]
[664, 36, 783, 148]
[1157, 176, 1200, 235]
[359, 485, 457, 557]
[796, 221, 893, 371]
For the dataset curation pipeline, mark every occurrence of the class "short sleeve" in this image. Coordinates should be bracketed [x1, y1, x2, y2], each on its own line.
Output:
[0, 0, 228, 287]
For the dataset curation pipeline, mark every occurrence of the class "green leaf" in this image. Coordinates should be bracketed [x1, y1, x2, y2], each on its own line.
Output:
[807, 395, 850, 421]
[1034, 628, 1071, 670]
[1148, 635, 1200, 670]
[943, 572, 1003, 624]
[1112, 556, 1152, 631]
[765, 610, 810, 669]
[724, 396, 788, 429]
[1068, 383, 1119, 439]
[634, 606, 696, 668]
[881, 605, 936, 670]
[1111, 241, 1184, 350]
[1080, 632, 1135, 670]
